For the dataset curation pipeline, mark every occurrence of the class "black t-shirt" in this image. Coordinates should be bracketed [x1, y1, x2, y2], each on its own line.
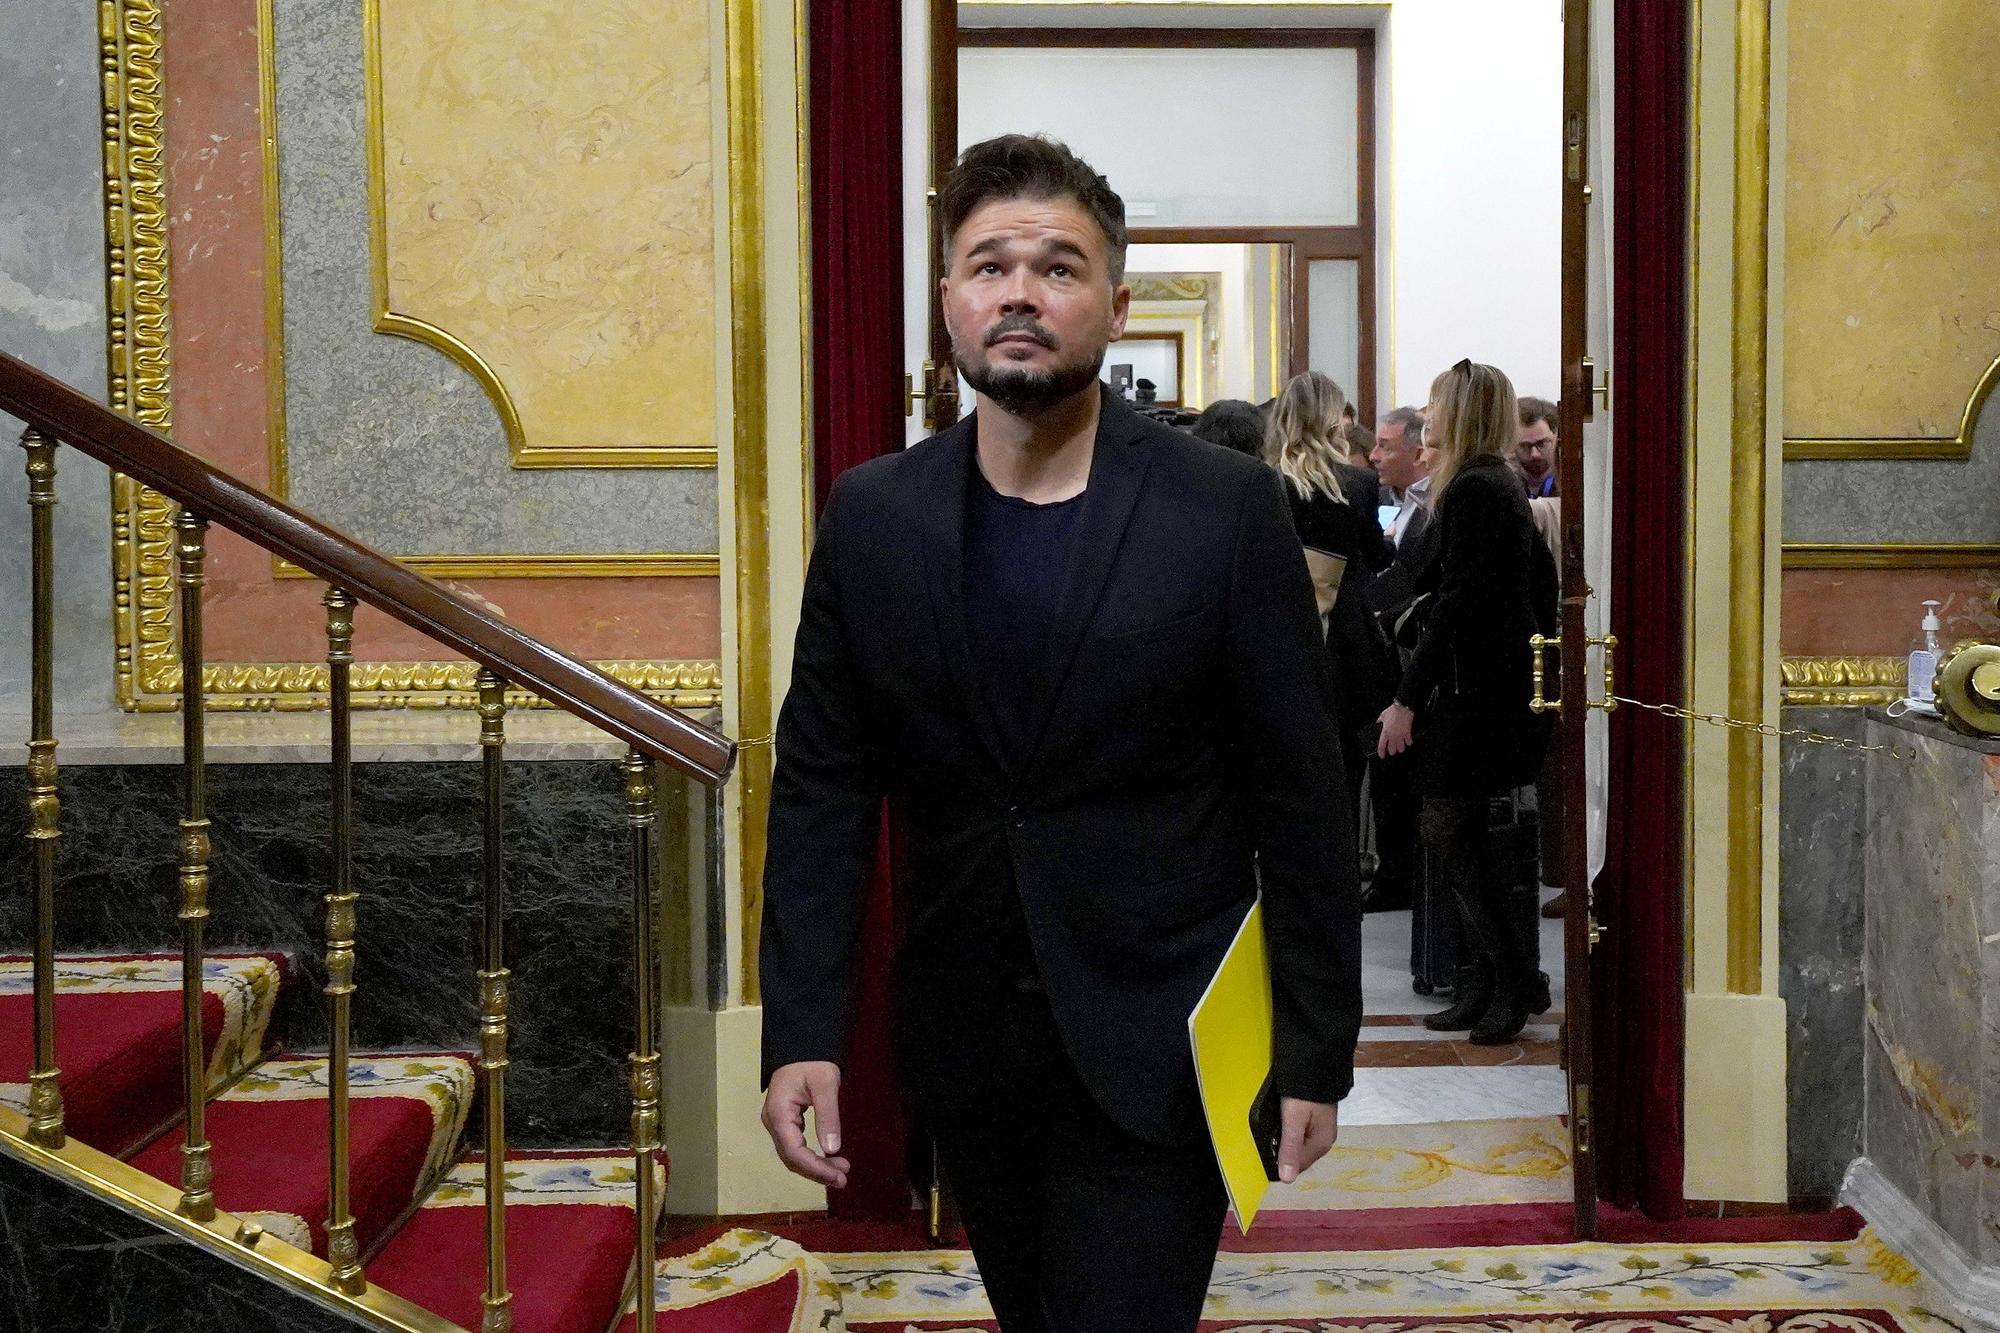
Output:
[963, 465, 1087, 770]
[957, 463, 1087, 984]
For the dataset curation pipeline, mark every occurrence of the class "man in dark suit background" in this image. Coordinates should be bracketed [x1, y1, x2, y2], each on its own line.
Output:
[1363, 407, 1435, 914]
[758, 134, 1361, 1331]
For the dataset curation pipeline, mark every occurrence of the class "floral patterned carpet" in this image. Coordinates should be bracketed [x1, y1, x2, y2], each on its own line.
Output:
[818, 1230, 1956, 1332]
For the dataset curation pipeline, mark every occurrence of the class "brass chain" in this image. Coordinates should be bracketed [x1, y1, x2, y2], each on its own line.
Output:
[1606, 693, 1914, 761]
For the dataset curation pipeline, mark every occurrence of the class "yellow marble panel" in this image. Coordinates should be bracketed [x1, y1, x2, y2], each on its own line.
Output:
[1782, 0, 2000, 443]
[374, 0, 717, 464]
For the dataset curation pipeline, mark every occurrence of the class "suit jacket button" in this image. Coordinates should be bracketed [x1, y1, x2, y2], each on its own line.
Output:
[1007, 805, 1025, 828]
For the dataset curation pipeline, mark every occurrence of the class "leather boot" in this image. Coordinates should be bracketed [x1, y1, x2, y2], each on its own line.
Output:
[1423, 962, 1492, 1031]
[1469, 973, 1533, 1044]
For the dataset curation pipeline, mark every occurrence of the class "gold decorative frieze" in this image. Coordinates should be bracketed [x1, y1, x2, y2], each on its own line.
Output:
[1779, 655, 1904, 708]
[101, 0, 178, 711]
[121, 659, 724, 714]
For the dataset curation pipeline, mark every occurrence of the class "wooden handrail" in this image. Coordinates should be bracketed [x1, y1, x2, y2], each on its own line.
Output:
[1, 350, 736, 786]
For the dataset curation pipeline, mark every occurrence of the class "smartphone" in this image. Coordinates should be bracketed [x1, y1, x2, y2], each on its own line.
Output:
[1248, 1073, 1283, 1182]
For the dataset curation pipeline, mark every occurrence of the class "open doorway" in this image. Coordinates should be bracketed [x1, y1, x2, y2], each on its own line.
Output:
[926, 6, 1588, 1228]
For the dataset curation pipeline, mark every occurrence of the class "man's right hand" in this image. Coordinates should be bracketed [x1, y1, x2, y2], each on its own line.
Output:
[761, 1060, 850, 1189]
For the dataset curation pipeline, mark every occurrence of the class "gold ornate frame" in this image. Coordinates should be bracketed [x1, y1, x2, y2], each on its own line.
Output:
[1778, 655, 1902, 707]
[103, 0, 734, 711]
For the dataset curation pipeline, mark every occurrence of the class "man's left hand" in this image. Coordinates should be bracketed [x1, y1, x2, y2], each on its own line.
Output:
[1277, 1097, 1339, 1184]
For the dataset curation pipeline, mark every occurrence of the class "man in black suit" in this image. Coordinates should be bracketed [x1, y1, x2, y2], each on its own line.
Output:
[1361, 407, 1434, 914]
[758, 134, 1360, 1332]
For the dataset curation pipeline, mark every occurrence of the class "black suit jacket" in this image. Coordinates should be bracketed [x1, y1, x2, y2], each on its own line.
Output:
[760, 391, 1362, 1146]
[1393, 454, 1556, 796]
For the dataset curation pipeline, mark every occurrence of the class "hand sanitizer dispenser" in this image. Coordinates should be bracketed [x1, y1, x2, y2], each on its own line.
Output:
[1908, 600, 1943, 706]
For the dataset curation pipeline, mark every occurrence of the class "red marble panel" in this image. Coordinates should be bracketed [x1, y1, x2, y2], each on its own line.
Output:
[1781, 567, 2000, 657]
[159, 0, 723, 670]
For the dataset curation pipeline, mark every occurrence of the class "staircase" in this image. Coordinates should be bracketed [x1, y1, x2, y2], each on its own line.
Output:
[0, 954, 833, 1330]
[0, 350, 829, 1330]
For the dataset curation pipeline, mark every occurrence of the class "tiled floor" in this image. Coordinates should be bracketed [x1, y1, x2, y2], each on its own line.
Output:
[1344, 1065, 1569, 1126]
[1350, 903, 1569, 1123]
[1360, 905, 1567, 1018]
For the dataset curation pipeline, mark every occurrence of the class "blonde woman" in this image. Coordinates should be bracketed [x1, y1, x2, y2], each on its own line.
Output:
[1374, 360, 1556, 1044]
[1265, 371, 1394, 824]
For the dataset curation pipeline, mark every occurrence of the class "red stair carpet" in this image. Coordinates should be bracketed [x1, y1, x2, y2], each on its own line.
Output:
[0, 953, 284, 1155]
[126, 1053, 473, 1255]
[373, 1152, 663, 1333]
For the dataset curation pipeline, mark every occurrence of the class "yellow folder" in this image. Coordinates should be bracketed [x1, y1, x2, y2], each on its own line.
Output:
[1187, 897, 1275, 1234]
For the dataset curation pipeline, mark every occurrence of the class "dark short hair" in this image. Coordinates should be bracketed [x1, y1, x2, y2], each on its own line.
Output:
[1518, 396, 1559, 432]
[1378, 405, 1425, 444]
[1187, 399, 1267, 458]
[938, 134, 1129, 284]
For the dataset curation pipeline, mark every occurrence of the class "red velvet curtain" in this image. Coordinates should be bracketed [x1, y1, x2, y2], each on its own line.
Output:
[807, 0, 911, 1220]
[1597, 0, 1690, 1219]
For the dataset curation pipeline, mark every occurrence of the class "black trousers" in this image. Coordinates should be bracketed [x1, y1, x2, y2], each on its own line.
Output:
[1369, 748, 1421, 902]
[1419, 794, 1536, 986]
[919, 986, 1227, 1332]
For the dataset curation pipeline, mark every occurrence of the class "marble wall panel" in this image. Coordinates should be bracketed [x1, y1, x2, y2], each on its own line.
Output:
[274, 0, 718, 556]
[0, 1151, 363, 1333]
[1861, 715, 1994, 1259]
[0, 1, 117, 715]
[0, 760, 658, 1146]
[1782, 394, 2000, 544]
[1781, 568, 2000, 657]
[1783, 0, 2000, 443]
[156, 0, 724, 673]
[1779, 707, 1868, 1199]
[1779, 0, 2000, 547]
[379, 0, 717, 454]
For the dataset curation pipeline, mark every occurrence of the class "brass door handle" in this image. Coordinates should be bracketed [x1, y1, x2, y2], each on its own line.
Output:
[1587, 634, 1617, 712]
[1529, 634, 1562, 713]
[1529, 632, 1618, 713]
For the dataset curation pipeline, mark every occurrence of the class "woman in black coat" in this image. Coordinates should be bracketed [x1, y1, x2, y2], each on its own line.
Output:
[1264, 373, 1396, 823]
[1375, 360, 1554, 1044]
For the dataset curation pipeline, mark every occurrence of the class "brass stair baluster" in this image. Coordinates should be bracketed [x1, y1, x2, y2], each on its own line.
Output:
[20, 428, 65, 1150]
[623, 751, 661, 1332]
[322, 588, 364, 1293]
[173, 510, 215, 1222]
[476, 670, 514, 1333]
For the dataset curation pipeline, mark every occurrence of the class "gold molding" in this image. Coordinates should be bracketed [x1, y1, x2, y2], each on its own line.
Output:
[1683, 0, 1703, 985]
[102, 0, 177, 711]
[0, 1109, 460, 1333]
[271, 553, 722, 580]
[122, 660, 723, 715]
[1725, 0, 1772, 997]
[727, 0, 773, 1005]
[1782, 544, 2000, 570]
[348, 0, 717, 470]
[1779, 655, 1902, 708]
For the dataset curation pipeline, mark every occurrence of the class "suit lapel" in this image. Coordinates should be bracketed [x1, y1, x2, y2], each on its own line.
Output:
[917, 416, 1010, 777]
[1013, 393, 1158, 786]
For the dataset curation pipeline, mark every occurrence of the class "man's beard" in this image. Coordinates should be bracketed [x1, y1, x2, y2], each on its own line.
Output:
[954, 318, 1107, 417]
